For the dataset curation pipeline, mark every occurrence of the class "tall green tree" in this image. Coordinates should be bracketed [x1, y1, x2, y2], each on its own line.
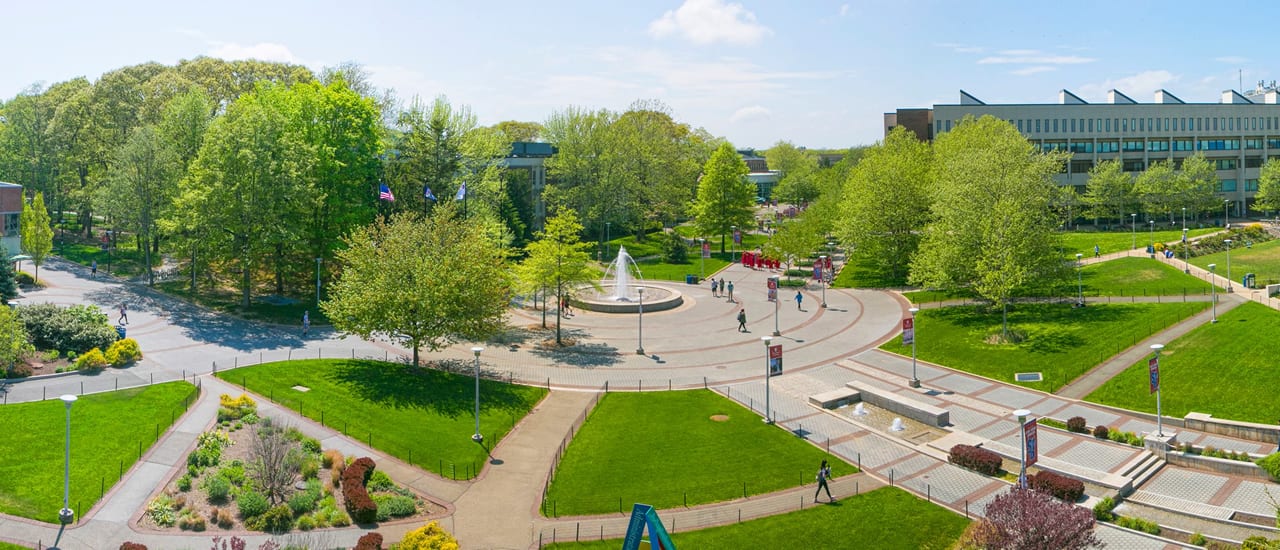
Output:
[910, 116, 1068, 340]
[515, 209, 598, 343]
[100, 126, 177, 286]
[0, 305, 33, 374]
[837, 127, 932, 281]
[19, 192, 53, 281]
[155, 90, 215, 293]
[692, 142, 754, 253]
[1134, 159, 1177, 221]
[322, 206, 511, 366]
[763, 216, 823, 277]
[1176, 153, 1218, 219]
[0, 245, 18, 301]
[766, 140, 820, 205]
[1254, 159, 1280, 217]
[1083, 159, 1132, 226]
[493, 120, 543, 142]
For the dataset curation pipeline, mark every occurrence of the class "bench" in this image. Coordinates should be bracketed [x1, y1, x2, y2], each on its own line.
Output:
[808, 388, 860, 409]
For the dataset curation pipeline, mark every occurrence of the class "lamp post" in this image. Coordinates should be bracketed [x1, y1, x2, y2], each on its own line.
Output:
[59, 394, 77, 525]
[1224, 199, 1231, 228]
[772, 276, 781, 336]
[315, 257, 323, 305]
[605, 222, 611, 260]
[1148, 220, 1154, 258]
[908, 307, 920, 388]
[698, 238, 705, 280]
[1224, 239, 1234, 293]
[1182, 229, 1190, 274]
[731, 225, 738, 264]
[761, 336, 774, 424]
[1151, 344, 1165, 437]
[1209, 264, 1218, 323]
[819, 255, 828, 308]
[1182, 207, 1187, 232]
[1131, 213, 1137, 250]
[1014, 408, 1031, 489]
[1075, 253, 1084, 306]
[470, 347, 483, 444]
[636, 288, 645, 355]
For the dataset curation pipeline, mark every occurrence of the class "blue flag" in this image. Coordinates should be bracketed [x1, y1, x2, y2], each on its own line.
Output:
[378, 183, 395, 202]
[455, 182, 467, 201]
[424, 185, 436, 201]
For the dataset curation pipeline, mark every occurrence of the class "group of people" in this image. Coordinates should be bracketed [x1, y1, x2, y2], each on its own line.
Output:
[709, 278, 735, 302]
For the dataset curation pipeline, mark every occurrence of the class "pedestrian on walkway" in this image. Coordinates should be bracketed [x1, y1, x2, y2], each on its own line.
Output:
[1094, 244, 1100, 258]
[118, 302, 129, 325]
[727, 280, 735, 302]
[302, 310, 310, 337]
[91, 259, 97, 278]
[711, 278, 718, 297]
[736, 309, 747, 332]
[561, 296, 573, 317]
[795, 290, 803, 310]
[815, 459, 833, 503]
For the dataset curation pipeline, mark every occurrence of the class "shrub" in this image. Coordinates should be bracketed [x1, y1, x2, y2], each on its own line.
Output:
[1093, 425, 1109, 439]
[343, 457, 379, 523]
[300, 456, 320, 480]
[374, 494, 416, 520]
[187, 445, 221, 470]
[660, 231, 689, 263]
[1066, 416, 1087, 433]
[177, 510, 207, 531]
[948, 444, 1002, 476]
[249, 504, 293, 533]
[354, 532, 384, 550]
[322, 449, 342, 469]
[104, 338, 142, 367]
[1125, 432, 1143, 447]
[15, 271, 36, 286]
[217, 464, 246, 487]
[289, 490, 318, 516]
[242, 412, 259, 424]
[204, 475, 231, 503]
[120, 543, 148, 550]
[213, 507, 234, 529]
[398, 521, 459, 550]
[296, 514, 316, 531]
[218, 393, 257, 421]
[367, 470, 395, 492]
[146, 495, 177, 527]
[300, 436, 321, 455]
[1258, 452, 1280, 482]
[1115, 515, 1160, 534]
[177, 474, 193, 492]
[76, 347, 109, 371]
[1093, 496, 1117, 521]
[1029, 470, 1085, 502]
[16, 303, 118, 353]
[4, 362, 33, 379]
[1190, 532, 1208, 546]
[237, 490, 269, 519]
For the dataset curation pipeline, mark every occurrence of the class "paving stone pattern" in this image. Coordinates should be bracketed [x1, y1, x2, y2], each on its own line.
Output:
[928, 373, 994, 395]
[1141, 469, 1229, 504]
[1054, 439, 1143, 473]
[979, 385, 1043, 409]
[1054, 403, 1122, 427]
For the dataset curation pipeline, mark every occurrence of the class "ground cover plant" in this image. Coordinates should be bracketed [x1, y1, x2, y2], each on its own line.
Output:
[543, 390, 852, 516]
[1059, 227, 1218, 258]
[215, 359, 547, 480]
[1190, 237, 1280, 287]
[830, 251, 908, 289]
[1086, 301, 1280, 424]
[880, 302, 1208, 391]
[0, 382, 197, 522]
[543, 486, 967, 550]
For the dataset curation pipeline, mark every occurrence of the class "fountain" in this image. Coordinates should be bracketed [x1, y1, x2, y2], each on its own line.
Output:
[890, 418, 905, 432]
[574, 245, 684, 314]
[853, 403, 867, 416]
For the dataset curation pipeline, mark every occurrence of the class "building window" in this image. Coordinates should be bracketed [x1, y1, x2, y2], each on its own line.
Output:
[1070, 119, 1076, 133]
[946, 120, 952, 132]
[1105, 119, 1111, 132]
[2, 213, 18, 236]
[1148, 140, 1169, 152]
[1199, 139, 1240, 150]
[1017, 120, 1023, 132]
[1213, 158, 1238, 170]
[1123, 140, 1144, 152]
[1173, 139, 1194, 151]
[1089, 119, 1095, 132]
[1053, 119, 1059, 133]
[1070, 160, 1093, 173]
[1246, 179, 1260, 191]
[1099, 140, 1119, 153]
[1269, 138, 1280, 149]
[1213, 118, 1218, 131]
[1042, 141, 1066, 151]
[936, 120, 942, 133]
[1069, 142, 1093, 153]
[1035, 119, 1041, 133]
[1123, 160, 1145, 172]
[1247, 157, 1264, 168]
[1246, 138, 1263, 149]
[1165, 118, 1170, 131]
[1220, 179, 1237, 192]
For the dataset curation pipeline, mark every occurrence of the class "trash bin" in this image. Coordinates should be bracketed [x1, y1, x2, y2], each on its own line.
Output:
[1245, 273, 1255, 289]
[685, 274, 698, 285]
[116, 325, 127, 340]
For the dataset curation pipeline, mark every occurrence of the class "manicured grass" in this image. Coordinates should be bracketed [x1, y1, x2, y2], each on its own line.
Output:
[1086, 301, 1280, 424]
[634, 255, 732, 282]
[0, 382, 198, 523]
[0, 542, 32, 550]
[880, 302, 1208, 391]
[1060, 227, 1218, 258]
[830, 252, 908, 289]
[53, 233, 160, 278]
[1077, 257, 1216, 297]
[1190, 238, 1280, 287]
[215, 359, 547, 480]
[544, 486, 967, 550]
[543, 390, 853, 516]
[154, 280, 327, 326]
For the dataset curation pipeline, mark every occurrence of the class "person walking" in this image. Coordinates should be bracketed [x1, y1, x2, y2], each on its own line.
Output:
[302, 310, 311, 337]
[91, 259, 97, 278]
[815, 459, 833, 503]
[795, 290, 803, 310]
[727, 280, 735, 302]
[1094, 244, 1100, 258]
[711, 278, 718, 297]
[118, 302, 129, 325]
[736, 309, 747, 332]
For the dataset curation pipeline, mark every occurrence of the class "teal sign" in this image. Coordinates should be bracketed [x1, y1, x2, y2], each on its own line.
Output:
[621, 503, 677, 550]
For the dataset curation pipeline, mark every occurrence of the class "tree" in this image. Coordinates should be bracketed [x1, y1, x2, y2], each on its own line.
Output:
[1177, 153, 1219, 220]
[322, 206, 511, 367]
[19, 192, 52, 281]
[766, 141, 820, 205]
[0, 245, 18, 301]
[493, 120, 543, 142]
[515, 209, 598, 343]
[763, 216, 823, 278]
[100, 126, 177, 286]
[248, 421, 295, 505]
[909, 116, 1068, 340]
[692, 142, 754, 253]
[1255, 159, 1280, 217]
[975, 488, 1102, 550]
[1083, 159, 1131, 226]
[837, 127, 932, 281]
[0, 305, 33, 374]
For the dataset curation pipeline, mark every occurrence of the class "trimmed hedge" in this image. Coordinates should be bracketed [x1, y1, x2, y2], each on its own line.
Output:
[948, 444, 1002, 476]
[354, 531, 384, 550]
[1066, 416, 1088, 433]
[342, 456, 378, 524]
[16, 303, 118, 353]
[76, 347, 109, 371]
[1029, 470, 1085, 502]
[105, 338, 143, 366]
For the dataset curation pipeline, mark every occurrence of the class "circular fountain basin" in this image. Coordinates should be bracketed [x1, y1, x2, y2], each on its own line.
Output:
[573, 283, 684, 314]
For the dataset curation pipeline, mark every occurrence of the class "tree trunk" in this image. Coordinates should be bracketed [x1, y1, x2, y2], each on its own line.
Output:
[554, 290, 562, 346]
[411, 338, 420, 367]
[1002, 302, 1009, 342]
[241, 253, 251, 309]
[190, 247, 197, 294]
[144, 232, 154, 286]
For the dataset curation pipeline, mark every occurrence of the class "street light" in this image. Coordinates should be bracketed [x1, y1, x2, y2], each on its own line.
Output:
[470, 347, 484, 444]
[698, 238, 706, 281]
[1209, 264, 1218, 323]
[1131, 213, 1137, 250]
[636, 288, 645, 355]
[1224, 239, 1234, 293]
[1181, 207, 1187, 232]
[1224, 199, 1231, 229]
[1014, 408, 1031, 489]
[731, 225, 738, 264]
[315, 257, 323, 305]
[772, 277, 781, 337]
[1182, 229, 1190, 274]
[1075, 253, 1084, 307]
[819, 255, 828, 308]
[908, 307, 920, 388]
[59, 394, 77, 524]
[1151, 344, 1165, 437]
[1148, 220, 1154, 258]
[761, 336, 774, 424]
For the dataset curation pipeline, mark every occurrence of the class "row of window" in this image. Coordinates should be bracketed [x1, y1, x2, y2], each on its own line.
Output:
[1040, 138, 1280, 153]
[938, 116, 1280, 135]
[1065, 156, 1280, 174]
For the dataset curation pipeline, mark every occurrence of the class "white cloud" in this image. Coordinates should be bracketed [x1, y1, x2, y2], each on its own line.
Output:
[935, 42, 984, 54]
[1077, 70, 1179, 101]
[648, 0, 772, 45]
[839, 4, 850, 16]
[1011, 66, 1056, 76]
[365, 65, 446, 104]
[207, 42, 298, 63]
[1214, 56, 1248, 65]
[729, 105, 770, 123]
[978, 50, 1095, 65]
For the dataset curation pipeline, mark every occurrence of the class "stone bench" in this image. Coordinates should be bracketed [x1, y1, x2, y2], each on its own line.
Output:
[808, 388, 860, 409]
[845, 381, 950, 427]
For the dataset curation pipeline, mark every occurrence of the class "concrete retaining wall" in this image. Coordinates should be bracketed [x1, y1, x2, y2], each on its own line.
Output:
[845, 381, 949, 427]
[1184, 412, 1280, 445]
[1165, 451, 1272, 481]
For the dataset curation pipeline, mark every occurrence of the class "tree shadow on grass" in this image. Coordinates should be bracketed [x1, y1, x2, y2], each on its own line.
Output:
[324, 359, 541, 420]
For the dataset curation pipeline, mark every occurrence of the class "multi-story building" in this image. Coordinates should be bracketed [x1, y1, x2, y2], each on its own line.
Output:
[0, 182, 21, 255]
[884, 83, 1280, 217]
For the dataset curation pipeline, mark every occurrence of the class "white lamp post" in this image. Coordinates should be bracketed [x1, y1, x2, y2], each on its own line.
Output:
[1075, 253, 1084, 306]
[1209, 264, 1218, 323]
[1151, 344, 1165, 437]
[59, 394, 77, 524]
[761, 336, 774, 424]
[471, 347, 484, 444]
[1182, 228, 1190, 273]
[1182, 206, 1187, 232]
[315, 257, 323, 305]
[636, 288, 645, 355]
[1224, 199, 1231, 228]
[819, 255, 828, 308]
[731, 225, 738, 264]
[908, 307, 920, 388]
[1148, 220, 1154, 258]
[773, 277, 781, 336]
[1131, 213, 1137, 250]
[1224, 239, 1234, 293]
[698, 238, 705, 280]
[1014, 408, 1031, 489]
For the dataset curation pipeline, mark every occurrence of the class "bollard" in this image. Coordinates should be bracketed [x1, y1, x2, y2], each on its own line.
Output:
[289, 349, 292, 360]
[669, 379, 671, 390]
[318, 348, 322, 359]
[43, 387, 46, 400]
[115, 379, 118, 391]
[965, 500, 969, 518]
[684, 492, 687, 507]
[743, 482, 746, 498]
[576, 523, 580, 541]
[81, 381, 84, 395]
[927, 484, 931, 502]
[856, 481, 859, 495]
[150, 373, 153, 385]
[890, 469, 894, 485]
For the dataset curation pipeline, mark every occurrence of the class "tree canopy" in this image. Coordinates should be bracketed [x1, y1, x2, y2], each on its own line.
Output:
[19, 192, 52, 280]
[692, 142, 755, 252]
[837, 127, 932, 280]
[516, 209, 598, 343]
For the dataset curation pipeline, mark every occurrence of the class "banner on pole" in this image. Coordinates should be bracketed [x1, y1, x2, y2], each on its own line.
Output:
[733, 229, 742, 245]
[701, 241, 711, 259]
[768, 344, 783, 376]
[1025, 419, 1038, 466]
[767, 277, 778, 302]
[1148, 356, 1160, 394]
[902, 317, 915, 345]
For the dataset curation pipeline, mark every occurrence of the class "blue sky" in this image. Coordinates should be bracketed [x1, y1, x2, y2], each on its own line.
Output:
[3, 1, 1278, 148]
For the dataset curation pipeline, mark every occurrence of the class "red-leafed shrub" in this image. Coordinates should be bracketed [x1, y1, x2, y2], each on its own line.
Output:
[1093, 425, 1109, 439]
[343, 457, 378, 524]
[1066, 416, 1088, 433]
[354, 531, 384, 550]
[948, 444, 1002, 476]
[1029, 470, 1085, 502]
[120, 543, 148, 550]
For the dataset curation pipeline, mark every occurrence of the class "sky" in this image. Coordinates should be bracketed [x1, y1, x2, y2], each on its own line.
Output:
[3, 0, 1280, 149]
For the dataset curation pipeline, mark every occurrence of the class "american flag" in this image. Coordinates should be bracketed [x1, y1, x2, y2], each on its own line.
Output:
[379, 183, 395, 201]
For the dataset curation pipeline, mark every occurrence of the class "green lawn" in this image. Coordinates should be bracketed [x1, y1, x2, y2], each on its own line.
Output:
[0, 382, 197, 523]
[543, 390, 853, 517]
[215, 359, 547, 480]
[881, 302, 1208, 391]
[53, 232, 160, 278]
[0, 542, 31, 550]
[544, 486, 967, 550]
[634, 255, 732, 282]
[1086, 301, 1280, 424]
[1190, 238, 1280, 287]
[1060, 227, 1218, 258]
[154, 280, 326, 326]
[1076, 257, 1216, 297]
[830, 252, 908, 289]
